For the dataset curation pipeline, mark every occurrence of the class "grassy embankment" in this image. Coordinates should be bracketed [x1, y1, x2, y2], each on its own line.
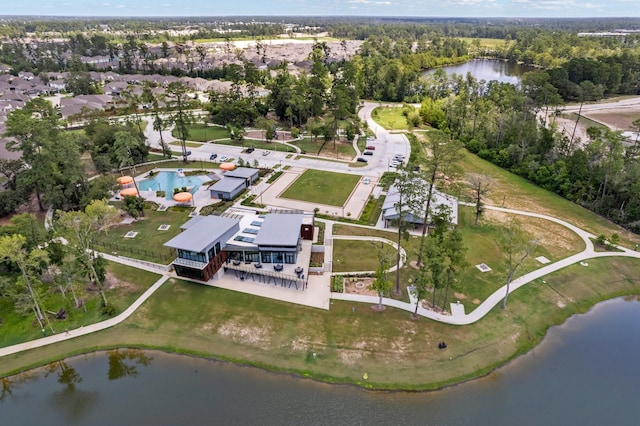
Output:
[2, 256, 639, 389]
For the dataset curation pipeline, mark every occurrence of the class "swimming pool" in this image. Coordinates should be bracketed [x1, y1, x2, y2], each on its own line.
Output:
[139, 171, 207, 200]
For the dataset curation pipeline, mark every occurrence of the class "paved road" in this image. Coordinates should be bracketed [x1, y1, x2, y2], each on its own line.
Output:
[561, 96, 640, 114]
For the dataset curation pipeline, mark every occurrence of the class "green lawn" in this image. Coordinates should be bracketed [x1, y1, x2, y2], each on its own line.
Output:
[457, 37, 513, 49]
[172, 123, 230, 142]
[333, 204, 586, 311]
[280, 169, 360, 207]
[372, 106, 410, 131]
[289, 137, 356, 159]
[457, 148, 640, 248]
[92, 205, 194, 263]
[210, 138, 297, 153]
[0, 262, 160, 348]
[332, 239, 396, 272]
[169, 141, 203, 148]
[3, 255, 639, 389]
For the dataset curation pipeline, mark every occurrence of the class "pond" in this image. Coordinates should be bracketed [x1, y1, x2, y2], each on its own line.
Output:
[2, 297, 640, 425]
[138, 171, 207, 200]
[423, 59, 536, 85]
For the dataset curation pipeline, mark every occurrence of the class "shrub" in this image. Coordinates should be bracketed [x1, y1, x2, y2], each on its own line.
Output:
[331, 275, 344, 292]
[101, 304, 116, 316]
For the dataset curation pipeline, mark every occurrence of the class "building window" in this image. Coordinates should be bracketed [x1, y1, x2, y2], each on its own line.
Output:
[284, 252, 296, 264]
[177, 249, 206, 263]
[261, 252, 272, 263]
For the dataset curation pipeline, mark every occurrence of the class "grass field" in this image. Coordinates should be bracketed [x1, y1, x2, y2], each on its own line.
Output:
[92, 205, 194, 263]
[457, 37, 512, 49]
[332, 239, 396, 272]
[210, 138, 297, 153]
[172, 123, 229, 142]
[280, 169, 360, 207]
[3, 256, 639, 389]
[371, 106, 410, 131]
[457, 148, 640, 248]
[289, 137, 356, 159]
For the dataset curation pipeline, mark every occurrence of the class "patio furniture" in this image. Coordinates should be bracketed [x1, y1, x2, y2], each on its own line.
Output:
[254, 263, 263, 269]
[274, 264, 283, 272]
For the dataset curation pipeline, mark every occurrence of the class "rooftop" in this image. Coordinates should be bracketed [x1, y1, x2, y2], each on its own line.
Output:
[254, 213, 303, 247]
[164, 215, 240, 252]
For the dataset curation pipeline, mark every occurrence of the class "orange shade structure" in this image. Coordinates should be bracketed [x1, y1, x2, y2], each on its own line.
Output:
[219, 162, 236, 171]
[117, 176, 134, 185]
[173, 192, 193, 203]
[119, 187, 139, 197]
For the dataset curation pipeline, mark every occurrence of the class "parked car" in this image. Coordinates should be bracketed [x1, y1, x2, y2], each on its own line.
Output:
[394, 154, 405, 160]
[262, 150, 271, 156]
[363, 177, 371, 184]
[245, 147, 255, 153]
[357, 157, 368, 163]
[209, 153, 218, 160]
[184, 150, 192, 156]
[366, 145, 376, 150]
[220, 155, 228, 161]
[363, 150, 374, 155]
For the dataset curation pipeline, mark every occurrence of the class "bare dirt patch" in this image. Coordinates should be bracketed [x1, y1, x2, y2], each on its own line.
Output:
[584, 110, 639, 131]
[482, 209, 583, 254]
[344, 277, 377, 296]
[217, 319, 273, 346]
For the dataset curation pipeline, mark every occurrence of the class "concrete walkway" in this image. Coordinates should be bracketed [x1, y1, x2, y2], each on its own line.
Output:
[0, 275, 170, 358]
[332, 204, 640, 325]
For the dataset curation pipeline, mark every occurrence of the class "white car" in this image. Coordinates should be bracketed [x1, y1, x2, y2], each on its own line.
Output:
[363, 177, 371, 184]
[262, 150, 271, 156]
[220, 155, 228, 161]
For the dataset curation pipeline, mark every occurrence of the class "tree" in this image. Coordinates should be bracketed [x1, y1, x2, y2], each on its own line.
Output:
[5, 97, 84, 211]
[122, 194, 145, 219]
[0, 234, 52, 332]
[0, 158, 24, 191]
[368, 241, 392, 311]
[55, 200, 120, 306]
[382, 166, 423, 295]
[468, 173, 493, 226]
[502, 219, 537, 309]
[416, 130, 463, 266]
[165, 81, 192, 162]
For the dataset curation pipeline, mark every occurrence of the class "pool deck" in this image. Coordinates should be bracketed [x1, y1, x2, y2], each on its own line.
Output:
[127, 168, 223, 211]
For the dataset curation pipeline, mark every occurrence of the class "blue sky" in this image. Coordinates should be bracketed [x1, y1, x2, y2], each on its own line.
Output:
[1, 0, 639, 18]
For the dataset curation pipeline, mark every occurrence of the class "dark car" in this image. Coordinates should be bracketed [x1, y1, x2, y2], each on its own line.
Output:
[246, 147, 255, 153]
[357, 157, 368, 163]
[366, 145, 376, 150]
[184, 150, 192, 156]
[209, 153, 218, 160]
[363, 150, 374, 155]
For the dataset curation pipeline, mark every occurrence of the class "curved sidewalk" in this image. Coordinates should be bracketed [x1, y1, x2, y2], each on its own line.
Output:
[332, 204, 640, 325]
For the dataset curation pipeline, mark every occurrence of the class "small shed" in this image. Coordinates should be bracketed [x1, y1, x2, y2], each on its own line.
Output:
[223, 167, 259, 187]
[209, 178, 246, 200]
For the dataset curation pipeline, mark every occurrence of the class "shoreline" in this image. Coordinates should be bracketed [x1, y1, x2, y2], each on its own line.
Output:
[2, 286, 638, 391]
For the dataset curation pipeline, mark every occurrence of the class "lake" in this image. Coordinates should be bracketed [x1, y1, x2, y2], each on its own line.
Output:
[2, 296, 640, 425]
[424, 59, 535, 85]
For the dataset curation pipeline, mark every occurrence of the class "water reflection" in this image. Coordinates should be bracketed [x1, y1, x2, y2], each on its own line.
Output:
[45, 361, 82, 392]
[107, 349, 153, 381]
[1, 298, 640, 425]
